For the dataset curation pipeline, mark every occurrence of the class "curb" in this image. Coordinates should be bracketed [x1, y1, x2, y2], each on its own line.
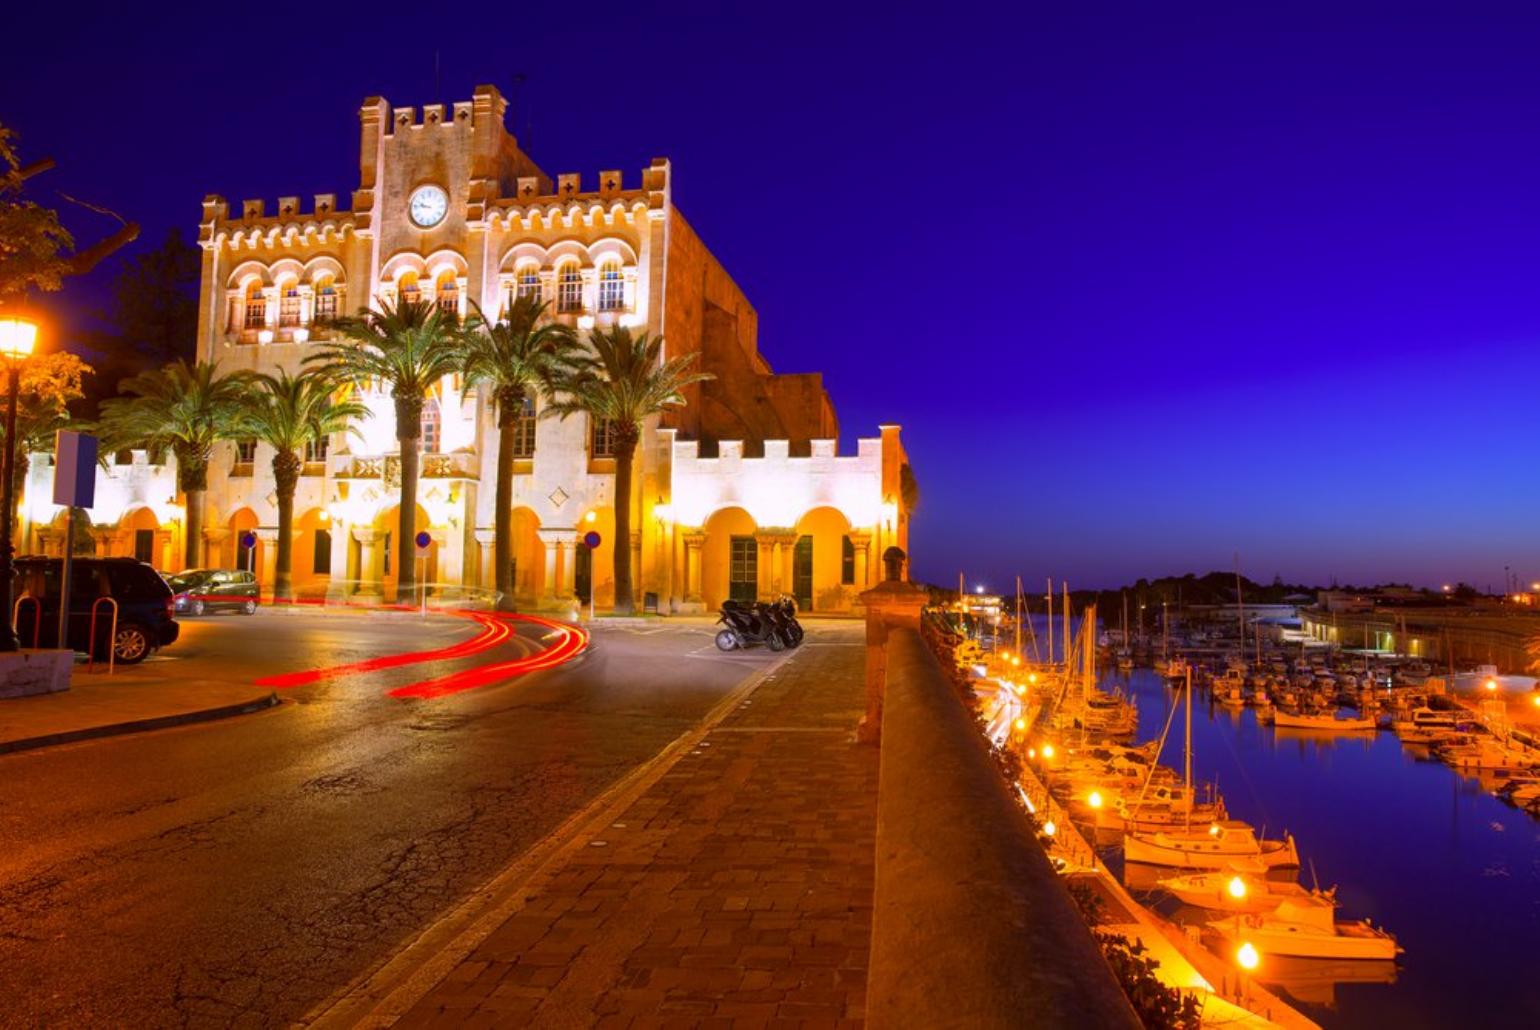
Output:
[0, 691, 282, 756]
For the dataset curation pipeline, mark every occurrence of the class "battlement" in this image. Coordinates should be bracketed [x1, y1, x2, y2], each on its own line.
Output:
[205, 193, 350, 226]
[492, 158, 670, 214]
[669, 434, 888, 529]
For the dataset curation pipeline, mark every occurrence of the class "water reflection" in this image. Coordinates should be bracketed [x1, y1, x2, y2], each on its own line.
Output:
[1109, 668, 1540, 1028]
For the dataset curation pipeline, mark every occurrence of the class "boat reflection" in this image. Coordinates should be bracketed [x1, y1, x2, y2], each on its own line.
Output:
[1256, 955, 1399, 1009]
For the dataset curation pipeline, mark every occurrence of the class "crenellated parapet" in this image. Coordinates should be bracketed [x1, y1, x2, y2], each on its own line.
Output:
[200, 192, 357, 250]
[670, 435, 892, 530]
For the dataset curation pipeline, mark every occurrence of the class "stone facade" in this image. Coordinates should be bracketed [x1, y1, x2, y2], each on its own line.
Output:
[24, 85, 911, 612]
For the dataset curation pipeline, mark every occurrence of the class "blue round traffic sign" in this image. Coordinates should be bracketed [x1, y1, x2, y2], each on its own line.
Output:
[583, 531, 601, 549]
[415, 531, 432, 548]
[240, 531, 257, 549]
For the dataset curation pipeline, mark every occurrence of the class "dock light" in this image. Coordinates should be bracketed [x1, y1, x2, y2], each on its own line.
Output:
[1088, 790, 1103, 809]
[1041, 743, 1055, 760]
[1011, 655, 1021, 667]
[1236, 942, 1260, 971]
[1027, 747, 1036, 759]
[1209, 824, 1221, 837]
[1013, 683, 1026, 696]
[1531, 695, 1540, 709]
[1028, 672, 1038, 684]
[1227, 876, 1248, 900]
[1042, 820, 1057, 837]
[1485, 678, 1499, 692]
[1013, 717, 1026, 732]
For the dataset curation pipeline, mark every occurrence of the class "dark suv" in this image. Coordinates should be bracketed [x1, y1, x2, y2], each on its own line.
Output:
[13, 557, 180, 664]
[166, 569, 260, 616]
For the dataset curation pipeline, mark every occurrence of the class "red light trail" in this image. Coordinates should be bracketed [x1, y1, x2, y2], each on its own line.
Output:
[252, 608, 587, 697]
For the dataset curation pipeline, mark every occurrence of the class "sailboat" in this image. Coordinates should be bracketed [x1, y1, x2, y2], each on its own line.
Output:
[1157, 870, 1333, 916]
[1272, 710, 1377, 732]
[1123, 668, 1300, 870]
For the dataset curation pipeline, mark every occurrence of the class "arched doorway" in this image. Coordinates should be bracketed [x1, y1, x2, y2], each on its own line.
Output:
[374, 504, 434, 603]
[226, 508, 262, 575]
[575, 506, 616, 607]
[702, 507, 757, 610]
[121, 507, 164, 567]
[793, 507, 854, 612]
[294, 508, 334, 600]
[509, 507, 543, 603]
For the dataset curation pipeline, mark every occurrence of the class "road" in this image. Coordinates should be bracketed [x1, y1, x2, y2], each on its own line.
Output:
[0, 609, 779, 1027]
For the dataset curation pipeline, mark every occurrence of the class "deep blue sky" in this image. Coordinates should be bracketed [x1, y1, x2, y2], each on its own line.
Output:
[4, 2, 1538, 591]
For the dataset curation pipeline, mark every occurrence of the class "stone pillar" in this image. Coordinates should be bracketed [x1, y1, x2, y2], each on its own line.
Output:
[473, 528, 495, 590]
[255, 528, 279, 596]
[155, 530, 175, 572]
[559, 539, 576, 599]
[203, 527, 231, 572]
[779, 533, 797, 600]
[353, 527, 382, 600]
[540, 530, 559, 604]
[537, 528, 578, 603]
[858, 564, 928, 744]
[755, 533, 776, 600]
[682, 530, 705, 607]
[849, 531, 872, 588]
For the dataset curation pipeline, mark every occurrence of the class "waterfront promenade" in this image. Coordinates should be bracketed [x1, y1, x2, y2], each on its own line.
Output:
[366, 626, 878, 1026]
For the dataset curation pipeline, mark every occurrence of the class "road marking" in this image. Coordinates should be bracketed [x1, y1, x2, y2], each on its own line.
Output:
[303, 645, 797, 1029]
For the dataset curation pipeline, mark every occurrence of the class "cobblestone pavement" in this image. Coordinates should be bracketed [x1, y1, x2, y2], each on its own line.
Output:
[399, 625, 877, 1029]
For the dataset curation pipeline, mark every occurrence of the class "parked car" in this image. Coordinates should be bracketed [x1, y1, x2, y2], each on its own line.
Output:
[13, 557, 180, 664]
[166, 569, 260, 616]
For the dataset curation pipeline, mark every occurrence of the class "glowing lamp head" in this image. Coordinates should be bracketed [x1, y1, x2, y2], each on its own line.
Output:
[1485, 678, 1498, 692]
[1042, 820, 1057, 838]
[1012, 717, 1026, 733]
[1531, 694, 1540, 709]
[1209, 824, 1221, 837]
[1028, 673, 1038, 684]
[1041, 743, 1055, 760]
[1227, 876, 1247, 900]
[1027, 747, 1036, 759]
[585, 510, 598, 524]
[1087, 790, 1103, 810]
[1013, 683, 1026, 696]
[1236, 941, 1260, 971]
[0, 316, 38, 359]
[1011, 655, 1021, 667]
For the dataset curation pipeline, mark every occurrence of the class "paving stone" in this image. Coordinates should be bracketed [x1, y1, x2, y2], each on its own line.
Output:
[406, 625, 877, 1025]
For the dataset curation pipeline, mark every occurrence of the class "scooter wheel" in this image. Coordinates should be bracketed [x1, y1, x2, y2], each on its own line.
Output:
[715, 629, 738, 652]
[768, 632, 785, 653]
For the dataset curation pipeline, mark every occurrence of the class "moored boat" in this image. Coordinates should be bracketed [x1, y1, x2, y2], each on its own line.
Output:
[1272, 710, 1377, 732]
[1124, 820, 1300, 869]
[1204, 900, 1400, 960]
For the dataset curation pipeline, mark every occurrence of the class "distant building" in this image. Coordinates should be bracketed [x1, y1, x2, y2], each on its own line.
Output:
[24, 86, 913, 612]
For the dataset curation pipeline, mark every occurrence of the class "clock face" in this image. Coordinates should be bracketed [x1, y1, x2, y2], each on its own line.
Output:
[408, 185, 448, 228]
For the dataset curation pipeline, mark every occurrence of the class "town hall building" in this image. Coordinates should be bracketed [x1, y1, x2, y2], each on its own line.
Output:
[24, 85, 912, 613]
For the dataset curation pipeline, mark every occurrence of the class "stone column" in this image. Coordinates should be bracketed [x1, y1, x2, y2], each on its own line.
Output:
[537, 528, 578, 604]
[779, 533, 797, 600]
[203, 527, 231, 572]
[755, 532, 776, 600]
[682, 530, 705, 606]
[558, 538, 577, 599]
[255, 528, 279, 596]
[352, 527, 382, 600]
[849, 531, 872, 588]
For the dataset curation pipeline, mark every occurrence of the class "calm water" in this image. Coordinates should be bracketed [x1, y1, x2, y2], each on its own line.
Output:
[1109, 666, 1540, 1028]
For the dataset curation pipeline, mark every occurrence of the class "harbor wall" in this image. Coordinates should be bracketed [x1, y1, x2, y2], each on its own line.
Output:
[866, 627, 1139, 1029]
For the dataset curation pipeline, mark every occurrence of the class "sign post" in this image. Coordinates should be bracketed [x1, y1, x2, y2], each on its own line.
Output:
[415, 531, 432, 616]
[582, 531, 601, 622]
[239, 530, 257, 574]
[53, 431, 97, 649]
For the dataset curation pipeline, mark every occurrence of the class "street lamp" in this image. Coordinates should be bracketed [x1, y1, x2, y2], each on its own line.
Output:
[0, 316, 39, 652]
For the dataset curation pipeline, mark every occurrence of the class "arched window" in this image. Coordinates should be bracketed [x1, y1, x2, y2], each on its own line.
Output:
[557, 262, 583, 313]
[242, 281, 266, 329]
[399, 271, 421, 305]
[419, 397, 441, 453]
[436, 271, 460, 317]
[597, 259, 624, 312]
[511, 395, 537, 459]
[517, 265, 541, 302]
[278, 280, 301, 327]
[314, 275, 339, 321]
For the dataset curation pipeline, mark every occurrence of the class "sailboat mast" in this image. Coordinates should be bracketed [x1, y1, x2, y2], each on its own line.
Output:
[1014, 577, 1022, 657]
[1234, 556, 1246, 665]
[1046, 577, 1054, 667]
[1162, 601, 1169, 662]
[1184, 664, 1193, 831]
[1062, 582, 1070, 669]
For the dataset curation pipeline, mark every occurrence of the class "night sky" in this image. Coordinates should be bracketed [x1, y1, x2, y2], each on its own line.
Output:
[5, 2, 1539, 592]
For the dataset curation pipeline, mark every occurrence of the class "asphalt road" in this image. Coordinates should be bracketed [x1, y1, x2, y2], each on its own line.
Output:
[0, 609, 780, 1027]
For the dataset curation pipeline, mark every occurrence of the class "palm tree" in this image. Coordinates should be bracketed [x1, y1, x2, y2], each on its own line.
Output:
[455, 296, 581, 610]
[307, 297, 460, 601]
[238, 369, 368, 602]
[549, 326, 712, 614]
[97, 360, 251, 568]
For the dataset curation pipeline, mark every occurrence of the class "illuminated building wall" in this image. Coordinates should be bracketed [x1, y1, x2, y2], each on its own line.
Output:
[25, 85, 912, 611]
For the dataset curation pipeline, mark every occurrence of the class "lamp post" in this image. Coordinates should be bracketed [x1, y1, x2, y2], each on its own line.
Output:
[0, 316, 39, 652]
